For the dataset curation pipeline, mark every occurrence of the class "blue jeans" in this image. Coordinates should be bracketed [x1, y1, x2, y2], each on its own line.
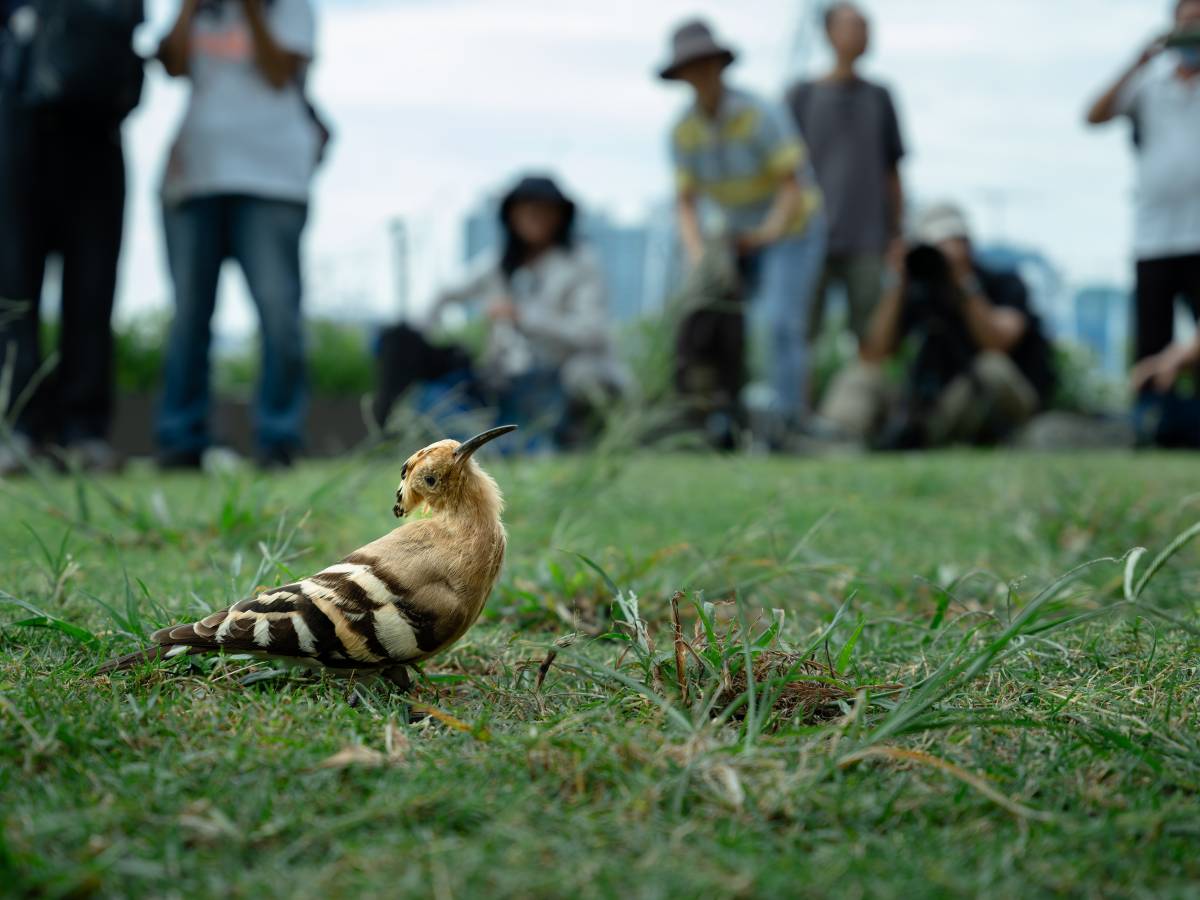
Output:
[745, 217, 828, 422]
[417, 367, 566, 454]
[158, 194, 308, 455]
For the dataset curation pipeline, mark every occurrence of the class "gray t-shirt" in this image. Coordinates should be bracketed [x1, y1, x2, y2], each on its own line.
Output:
[162, 0, 318, 205]
[786, 77, 905, 256]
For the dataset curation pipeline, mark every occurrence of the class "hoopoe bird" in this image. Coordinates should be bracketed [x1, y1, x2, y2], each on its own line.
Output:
[97, 425, 517, 689]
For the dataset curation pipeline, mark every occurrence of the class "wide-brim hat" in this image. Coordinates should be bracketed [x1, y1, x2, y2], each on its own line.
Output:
[498, 175, 576, 227]
[658, 19, 736, 80]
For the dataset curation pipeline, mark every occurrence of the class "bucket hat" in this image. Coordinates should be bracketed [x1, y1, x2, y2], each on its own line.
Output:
[658, 19, 736, 80]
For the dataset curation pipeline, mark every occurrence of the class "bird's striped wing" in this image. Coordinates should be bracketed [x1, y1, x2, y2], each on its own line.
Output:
[151, 553, 442, 668]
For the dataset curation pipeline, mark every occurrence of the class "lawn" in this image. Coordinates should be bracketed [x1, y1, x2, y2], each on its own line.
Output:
[2, 448, 1199, 898]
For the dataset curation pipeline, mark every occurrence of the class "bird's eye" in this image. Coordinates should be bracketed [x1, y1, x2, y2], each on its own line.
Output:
[424, 474, 437, 487]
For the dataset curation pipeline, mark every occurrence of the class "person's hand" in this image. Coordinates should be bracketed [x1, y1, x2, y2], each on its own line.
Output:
[735, 227, 773, 257]
[1131, 341, 1200, 394]
[486, 297, 518, 324]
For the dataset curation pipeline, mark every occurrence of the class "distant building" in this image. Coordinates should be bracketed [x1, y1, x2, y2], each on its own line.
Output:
[461, 193, 668, 321]
[1073, 285, 1129, 375]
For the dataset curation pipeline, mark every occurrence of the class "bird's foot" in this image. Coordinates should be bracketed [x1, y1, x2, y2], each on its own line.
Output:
[382, 665, 413, 693]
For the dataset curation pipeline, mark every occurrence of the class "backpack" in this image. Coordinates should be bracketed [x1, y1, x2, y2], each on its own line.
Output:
[16, 0, 145, 124]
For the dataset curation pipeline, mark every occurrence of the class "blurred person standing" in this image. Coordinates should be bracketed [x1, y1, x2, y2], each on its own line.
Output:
[659, 19, 826, 441]
[1085, 0, 1200, 446]
[156, 0, 321, 469]
[786, 1, 905, 345]
[0, 0, 144, 475]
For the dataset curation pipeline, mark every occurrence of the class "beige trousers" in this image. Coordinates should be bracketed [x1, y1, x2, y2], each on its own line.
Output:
[820, 352, 1039, 445]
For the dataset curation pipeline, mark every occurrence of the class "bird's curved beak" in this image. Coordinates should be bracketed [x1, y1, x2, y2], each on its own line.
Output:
[454, 424, 518, 462]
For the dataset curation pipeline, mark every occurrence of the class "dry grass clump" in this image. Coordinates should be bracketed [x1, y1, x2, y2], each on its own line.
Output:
[711, 651, 855, 722]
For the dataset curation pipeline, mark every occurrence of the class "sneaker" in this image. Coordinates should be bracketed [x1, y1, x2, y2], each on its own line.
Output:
[0, 432, 36, 478]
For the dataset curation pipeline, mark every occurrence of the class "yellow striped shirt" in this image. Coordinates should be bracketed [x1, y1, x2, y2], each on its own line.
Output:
[671, 88, 822, 237]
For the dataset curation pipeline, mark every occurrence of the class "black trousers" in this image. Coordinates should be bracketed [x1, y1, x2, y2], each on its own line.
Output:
[1134, 253, 1200, 363]
[0, 96, 126, 443]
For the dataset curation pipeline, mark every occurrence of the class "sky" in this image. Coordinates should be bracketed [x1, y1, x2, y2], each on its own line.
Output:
[111, 0, 1168, 336]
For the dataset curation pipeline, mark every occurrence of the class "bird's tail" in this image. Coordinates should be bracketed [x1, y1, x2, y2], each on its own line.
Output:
[94, 644, 191, 675]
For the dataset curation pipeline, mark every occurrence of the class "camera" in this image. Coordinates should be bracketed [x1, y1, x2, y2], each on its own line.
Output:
[903, 243, 963, 325]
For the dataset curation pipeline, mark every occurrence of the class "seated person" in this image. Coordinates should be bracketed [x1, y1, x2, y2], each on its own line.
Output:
[375, 175, 626, 448]
[820, 203, 1056, 447]
[1131, 334, 1200, 448]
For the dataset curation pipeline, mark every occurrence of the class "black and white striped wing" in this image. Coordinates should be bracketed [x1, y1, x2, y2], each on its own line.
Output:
[151, 556, 428, 668]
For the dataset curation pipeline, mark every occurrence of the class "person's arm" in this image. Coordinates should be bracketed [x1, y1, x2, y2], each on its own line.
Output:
[516, 255, 609, 353]
[242, 0, 306, 89]
[864, 262, 907, 364]
[157, 0, 201, 78]
[738, 175, 803, 253]
[955, 270, 1028, 353]
[1085, 35, 1164, 125]
[860, 243, 908, 363]
[739, 105, 811, 252]
[885, 166, 903, 244]
[429, 256, 502, 318]
[676, 190, 705, 267]
[881, 87, 906, 243]
[1131, 338, 1200, 393]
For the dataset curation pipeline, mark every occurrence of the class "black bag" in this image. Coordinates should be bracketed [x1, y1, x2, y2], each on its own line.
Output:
[19, 0, 145, 124]
[372, 323, 477, 428]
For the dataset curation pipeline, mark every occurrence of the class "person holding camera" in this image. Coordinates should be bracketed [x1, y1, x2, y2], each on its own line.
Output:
[155, 0, 321, 470]
[820, 203, 1056, 448]
[658, 19, 826, 441]
[1085, 0, 1200, 447]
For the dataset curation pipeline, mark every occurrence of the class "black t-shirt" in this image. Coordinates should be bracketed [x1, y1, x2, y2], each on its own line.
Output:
[900, 264, 1056, 406]
[786, 78, 905, 256]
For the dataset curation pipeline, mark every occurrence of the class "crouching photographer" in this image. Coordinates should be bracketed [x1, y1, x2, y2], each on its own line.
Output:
[820, 203, 1056, 448]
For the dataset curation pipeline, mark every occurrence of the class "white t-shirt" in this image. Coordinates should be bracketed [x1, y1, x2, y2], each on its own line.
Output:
[162, 0, 319, 205]
[1116, 56, 1200, 261]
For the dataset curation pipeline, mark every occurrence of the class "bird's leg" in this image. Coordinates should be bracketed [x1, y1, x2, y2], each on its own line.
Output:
[382, 665, 412, 693]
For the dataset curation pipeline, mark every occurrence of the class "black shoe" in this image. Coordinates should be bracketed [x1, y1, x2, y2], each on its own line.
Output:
[158, 449, 204, 471]
[255, 445, 296, 470]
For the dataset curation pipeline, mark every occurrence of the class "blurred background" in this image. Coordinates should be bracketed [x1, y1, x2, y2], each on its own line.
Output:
[100, 0, 1170, 368]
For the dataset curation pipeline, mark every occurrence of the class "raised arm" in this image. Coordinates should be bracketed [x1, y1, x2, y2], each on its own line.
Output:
[860, 244, 907, 363]
[157, 0, 200, 78]
[242, 0, 307, 90]
[1085, 35, 1164, 125]
[950, 260, 1028, 354]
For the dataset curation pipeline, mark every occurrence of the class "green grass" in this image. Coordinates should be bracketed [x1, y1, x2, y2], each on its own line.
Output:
[2, 449, 1199, 898]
